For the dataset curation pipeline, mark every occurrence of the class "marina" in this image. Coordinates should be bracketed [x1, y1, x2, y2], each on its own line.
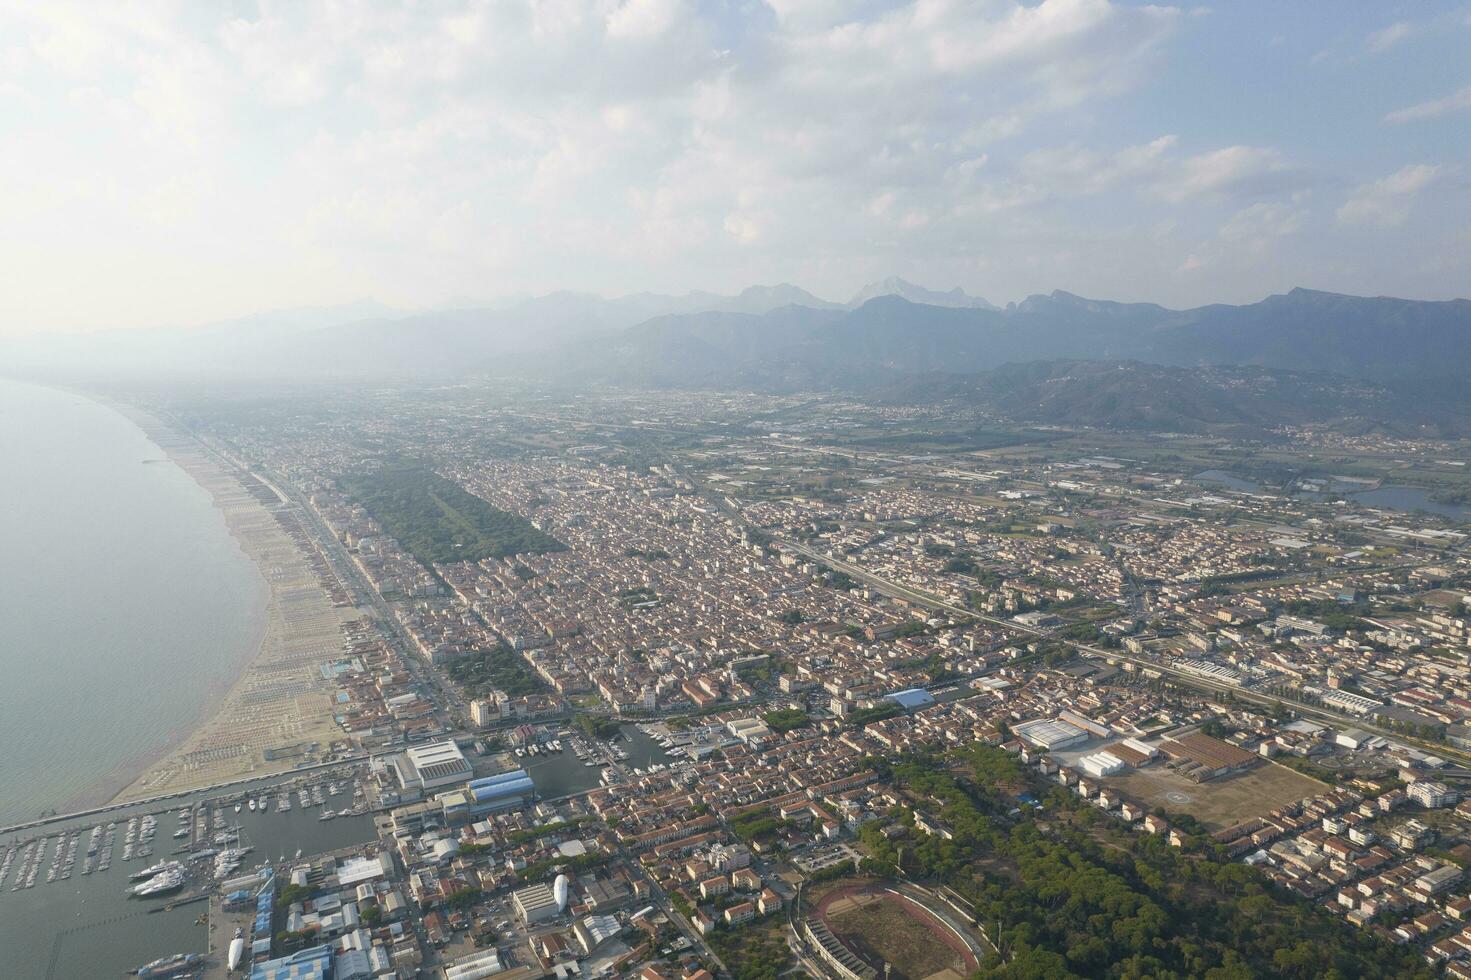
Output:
[510, 723, 675, 799]
[0, 727, 647, 979]
[0, 766, 376, 980]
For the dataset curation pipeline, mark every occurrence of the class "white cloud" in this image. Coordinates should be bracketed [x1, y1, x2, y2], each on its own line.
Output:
[723, 211, 761, 243]
[1155, 145, 1304, 203]
[970, 133, 1318, 216]
[1336, 164, 1442, 226]
[1219, 201, 1306, 242]
[0, 0, 1192, 330]
[0, 0, 1459, 331]
[1385, 84, 1471, 124]
[605, 0, 682, 40]
[1366, 21, 1417, 52]
[220, 14, 333, 107]
[1169, 196, 1309, 285]
[1004, 136, 1305, 207]
[1018, 135, 1178, 195]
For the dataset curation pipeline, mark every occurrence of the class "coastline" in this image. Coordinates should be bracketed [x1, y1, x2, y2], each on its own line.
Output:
[103, 404, 357, 805]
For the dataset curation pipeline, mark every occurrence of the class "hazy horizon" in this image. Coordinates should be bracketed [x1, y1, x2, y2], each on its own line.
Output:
[3, 0, 1470, 337]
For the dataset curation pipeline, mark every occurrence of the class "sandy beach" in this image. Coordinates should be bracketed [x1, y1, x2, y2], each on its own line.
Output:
[108, 411, 360, 804]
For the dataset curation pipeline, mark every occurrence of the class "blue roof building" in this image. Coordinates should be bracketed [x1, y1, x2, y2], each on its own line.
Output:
[251, 943, 334, 980]
[466, 767, 534, 814]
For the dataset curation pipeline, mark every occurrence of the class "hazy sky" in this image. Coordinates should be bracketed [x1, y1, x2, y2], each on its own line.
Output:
[3, 0, 1469, 335]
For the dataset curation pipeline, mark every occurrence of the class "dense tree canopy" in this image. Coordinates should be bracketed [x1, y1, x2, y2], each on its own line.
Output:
[852, 747, 1429, 980]
[762, 708, 810, 733]
[342, 461, 564, 565]
[446, 642, 546, 698]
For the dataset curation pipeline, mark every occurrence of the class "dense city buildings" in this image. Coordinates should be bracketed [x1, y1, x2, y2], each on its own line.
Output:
[39, 381, 1471, 979]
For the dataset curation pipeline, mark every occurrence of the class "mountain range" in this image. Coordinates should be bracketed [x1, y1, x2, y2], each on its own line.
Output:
[3, 283, 846, 378]
[535, 286, 1471, 434]
[845, 277, 996, 310]
[556, 287, 1471, 389]
[6, 280, 1470, 434]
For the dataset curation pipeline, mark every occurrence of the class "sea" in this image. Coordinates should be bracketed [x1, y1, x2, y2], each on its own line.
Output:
[0, 380, 669, 978]
[0, 379, 302, 978]
[0, 379, 268, 824]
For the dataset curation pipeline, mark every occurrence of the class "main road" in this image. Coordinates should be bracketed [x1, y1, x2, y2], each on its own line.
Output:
[696, 481, 1471, 770]
[194, 430, 468, 723]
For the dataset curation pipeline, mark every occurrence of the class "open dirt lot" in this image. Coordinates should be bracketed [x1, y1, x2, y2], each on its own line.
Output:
[1104, 761, 1328, 830]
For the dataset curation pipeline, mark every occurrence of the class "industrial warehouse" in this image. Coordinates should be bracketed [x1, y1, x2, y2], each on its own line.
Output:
[450, 769, 537, 818]
[373, 738, 542, 838]
[383, 767, 537, 835]
[384, 740, 475, 793]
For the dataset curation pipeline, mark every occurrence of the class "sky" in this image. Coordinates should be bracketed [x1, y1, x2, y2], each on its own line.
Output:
[1, 0, 1469, 335]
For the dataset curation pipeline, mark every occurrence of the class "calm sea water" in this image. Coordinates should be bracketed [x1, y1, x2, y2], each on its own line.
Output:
[0, 380, 269, 825]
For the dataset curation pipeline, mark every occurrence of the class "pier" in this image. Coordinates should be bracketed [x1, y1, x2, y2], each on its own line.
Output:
[0, 755, 374, 838]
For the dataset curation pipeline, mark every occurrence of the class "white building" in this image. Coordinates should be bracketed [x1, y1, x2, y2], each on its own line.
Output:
[443, 948, 505, 980]
[1080, 752, 1126, 778]
[1408, 780, 1457, 809]
[391, 740, 473, 791]
[1320, 690, 1382, 716]
[512, 882, 561, 925]
[1014, 718, 1088, 751]
[470, 699, 501, 727]
[573, 913, 622, 952]
[726, 718, 772, 745]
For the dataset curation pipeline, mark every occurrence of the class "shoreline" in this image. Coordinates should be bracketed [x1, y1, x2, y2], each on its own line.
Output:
[0, 380, 277, 824]
[54, 404, 270, 814]
[102, 402, 359, 806]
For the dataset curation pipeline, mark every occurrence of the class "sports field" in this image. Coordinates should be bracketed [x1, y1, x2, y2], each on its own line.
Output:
[814, 881, 980, 980]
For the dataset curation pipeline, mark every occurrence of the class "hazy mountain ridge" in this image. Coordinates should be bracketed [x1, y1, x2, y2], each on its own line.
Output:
[544, 288, 1471, 433]
[7, 284, 1470, 438]
[1, 285, 839, 379]
[562, 288, 1471, 388]
[847, 276, 995, 310]
[877, 360, 1465, 437]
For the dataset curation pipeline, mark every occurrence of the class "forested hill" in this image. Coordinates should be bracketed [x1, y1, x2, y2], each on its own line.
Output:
[536, 289, 1471, 435]
[553, 288, 1471, 390]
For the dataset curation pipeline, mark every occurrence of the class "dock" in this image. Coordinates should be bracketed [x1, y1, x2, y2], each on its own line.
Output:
[198, 889, 254, 980]
[148, 892, 211, 914]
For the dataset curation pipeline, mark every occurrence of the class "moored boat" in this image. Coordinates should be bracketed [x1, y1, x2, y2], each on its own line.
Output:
[133, 951, 203, 977]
